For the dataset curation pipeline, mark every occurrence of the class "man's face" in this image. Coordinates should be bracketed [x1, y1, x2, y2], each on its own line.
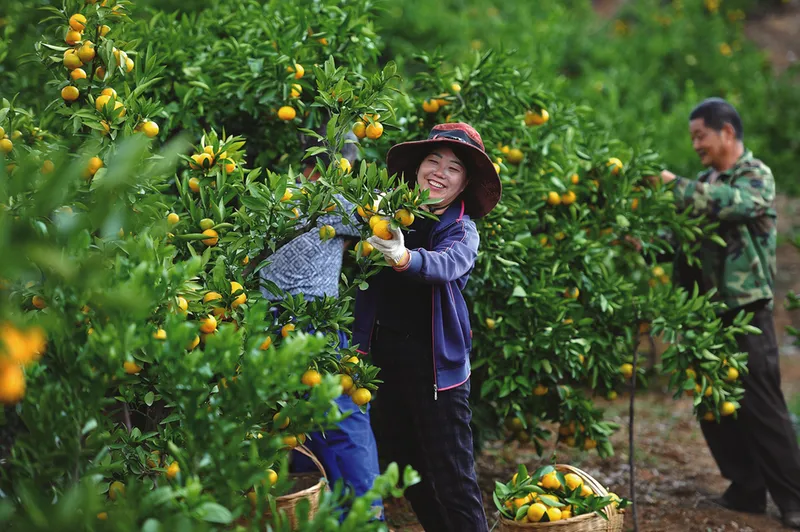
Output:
[689, 118, 732, 168]
[416, 146, 469, 208]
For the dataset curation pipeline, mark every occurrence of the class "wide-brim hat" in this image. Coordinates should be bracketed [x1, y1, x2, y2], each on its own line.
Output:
[386, 122, 502, 219]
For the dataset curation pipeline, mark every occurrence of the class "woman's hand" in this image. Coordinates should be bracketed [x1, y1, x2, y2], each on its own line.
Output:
[367, 225, 409, 267]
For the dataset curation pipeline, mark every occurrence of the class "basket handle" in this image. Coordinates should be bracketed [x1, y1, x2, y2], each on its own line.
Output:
[293, 444, 328, 483]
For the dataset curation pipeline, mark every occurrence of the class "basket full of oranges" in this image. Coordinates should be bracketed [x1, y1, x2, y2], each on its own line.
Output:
[494, 464, 626, 531]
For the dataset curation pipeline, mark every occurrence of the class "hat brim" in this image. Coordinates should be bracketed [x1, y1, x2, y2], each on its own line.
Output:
[386, 139, 502, 219]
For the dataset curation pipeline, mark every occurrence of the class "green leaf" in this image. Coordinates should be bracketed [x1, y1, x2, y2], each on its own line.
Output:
[144, 391, 155, 406]
[195, 502, 233, 524]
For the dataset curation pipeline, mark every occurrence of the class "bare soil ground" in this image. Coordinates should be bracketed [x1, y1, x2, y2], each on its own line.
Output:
[385, 356, 800, 531]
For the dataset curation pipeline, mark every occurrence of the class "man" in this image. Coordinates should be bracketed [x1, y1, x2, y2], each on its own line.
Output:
[651, 97, 800, 529]
[259, 126, 384, 521]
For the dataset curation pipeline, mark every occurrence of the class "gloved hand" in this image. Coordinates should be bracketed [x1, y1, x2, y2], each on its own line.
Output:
[367, 224, 409, 266]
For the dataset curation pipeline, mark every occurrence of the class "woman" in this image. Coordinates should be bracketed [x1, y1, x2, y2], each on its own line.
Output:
[353, 123, 501, 531]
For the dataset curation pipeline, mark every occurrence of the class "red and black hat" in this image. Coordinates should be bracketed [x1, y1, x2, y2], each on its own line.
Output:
[386, 123, 502, 219]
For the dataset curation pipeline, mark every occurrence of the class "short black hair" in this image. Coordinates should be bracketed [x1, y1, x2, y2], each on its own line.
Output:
[689, 97, 743, 140]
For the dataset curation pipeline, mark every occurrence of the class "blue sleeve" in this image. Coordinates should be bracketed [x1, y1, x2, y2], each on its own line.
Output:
[396, 220, 479, 283]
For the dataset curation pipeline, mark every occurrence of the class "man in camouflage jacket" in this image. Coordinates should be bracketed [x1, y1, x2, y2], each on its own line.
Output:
[653, 97, 800, 530]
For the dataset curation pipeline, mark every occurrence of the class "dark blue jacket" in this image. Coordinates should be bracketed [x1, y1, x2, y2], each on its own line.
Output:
[353, 201, 479, 399]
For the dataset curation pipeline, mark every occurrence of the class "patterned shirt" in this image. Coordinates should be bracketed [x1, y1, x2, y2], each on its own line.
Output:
[672, 150, 777, 311]
[259, 195, 361, 301]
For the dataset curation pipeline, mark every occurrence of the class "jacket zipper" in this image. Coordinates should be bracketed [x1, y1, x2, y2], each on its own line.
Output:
[430, 230, 438, 401]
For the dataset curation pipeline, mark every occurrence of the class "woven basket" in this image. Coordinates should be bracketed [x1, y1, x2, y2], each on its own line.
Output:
[266, 445, 329, 530]
[497, 464, 624, 532]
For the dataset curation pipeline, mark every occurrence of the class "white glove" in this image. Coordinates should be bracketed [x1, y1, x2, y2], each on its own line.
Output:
[367, 225, 408, 266]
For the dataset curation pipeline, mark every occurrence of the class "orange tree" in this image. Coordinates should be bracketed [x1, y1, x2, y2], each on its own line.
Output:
[125, 0, 386, 169]
[0, 1, 420, 529]
[384, 49, 754, 456]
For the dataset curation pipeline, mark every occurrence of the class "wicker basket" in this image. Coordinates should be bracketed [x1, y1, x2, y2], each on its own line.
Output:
[497, 464, 624, 532]
[266, 445, 329, 530]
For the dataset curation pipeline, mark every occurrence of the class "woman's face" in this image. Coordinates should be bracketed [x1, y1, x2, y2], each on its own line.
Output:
[416, 146, 469, 210]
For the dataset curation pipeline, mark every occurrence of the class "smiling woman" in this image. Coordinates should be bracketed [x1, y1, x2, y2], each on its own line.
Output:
[355, 122, 501, 531]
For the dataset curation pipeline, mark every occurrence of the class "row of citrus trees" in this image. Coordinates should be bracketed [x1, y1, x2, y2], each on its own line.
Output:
[376, 0, 800, 195]
[0, 0, 757, 528]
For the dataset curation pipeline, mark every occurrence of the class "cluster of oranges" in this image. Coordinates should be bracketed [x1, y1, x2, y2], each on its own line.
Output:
[277, 63, 306, 121]
[352, 114, 384, 141]
[60, 8, 161, 141]
[496, 466, 625, 524]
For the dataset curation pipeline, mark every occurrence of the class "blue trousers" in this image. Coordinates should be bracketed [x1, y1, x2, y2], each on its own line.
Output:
[287, 325, 383, 520]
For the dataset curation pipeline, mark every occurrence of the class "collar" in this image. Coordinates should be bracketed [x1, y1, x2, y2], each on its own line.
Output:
[700, 149, 753, 182]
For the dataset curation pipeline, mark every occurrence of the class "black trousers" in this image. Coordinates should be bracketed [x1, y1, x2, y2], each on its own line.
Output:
[370, 325, 489, 532]
[701, 302, 800, 513]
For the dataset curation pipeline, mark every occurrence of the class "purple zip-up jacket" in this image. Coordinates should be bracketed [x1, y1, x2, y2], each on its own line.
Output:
[352, 201, 479, 400]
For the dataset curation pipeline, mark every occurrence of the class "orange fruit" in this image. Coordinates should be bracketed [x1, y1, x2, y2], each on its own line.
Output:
[123, 361, 142, 375]
[99, 24, 111, 37]
[166, 462, 180, 479]
[281, 323, 295, 337]
[77, 42, 95, 62]
[63, 49, 83, 70]
[61, 86, 80, 102]
[287, 63, 304, 79]
[32, 295, 47, 309]
[230, 281, 247, 308]
[222, 159, 236, 173]
[352, 121, 367, 139]
[189, 152, 213, 170]
[620, 363, 633, 379]
[318, 225, 336, 241]
[95, 94, 113, 112]
[366, 122, 383, 140]
[372, 219, 392, 240]
[201, 229, 219, 246]
[339, 157, 352, 173]
[340, 374, 354, 394]
[395, 209, 414, 227]
[186, 335, 200, 350]
[70, 67, 87, 81]
[277, 106, 296, 121]
[725, 367, 739, 382]
[199, 315, 217, 334]
[188, 177, 200, 193]
[541, 471, 561, 490]
[0, 362, 25, 405]
[69, 13, 87, 31]
[561, 190, 577, 205]
[108, 480, 125, 500]
[140, 120, 159, 138]
[356, 240, 374, 257]
[721, 401, 736, 416]
[273, 411, 290, 429]
[570, 173, 580, 185]
[524, 109, 549, 126]
[351, 387, 372, 406]
[301, 369, 322, 387]
[259, 336, 273, 350]
[101, 87, 117, 98]
[527, 502, 547, 522]
[607, 157, 623, 175]
[546, 191, 561, 206]
[506, 148, 523, 165]
[65, 30, 82, 46]
[422, 99, 440, 113]
[533, 384, 548, 396]
[564, 287, 580, 299]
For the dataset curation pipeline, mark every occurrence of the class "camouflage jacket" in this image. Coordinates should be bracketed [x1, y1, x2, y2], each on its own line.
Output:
[671, 150, 777, 311]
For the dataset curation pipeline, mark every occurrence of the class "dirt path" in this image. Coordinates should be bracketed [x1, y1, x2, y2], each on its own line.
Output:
[385, 354, 800, 531]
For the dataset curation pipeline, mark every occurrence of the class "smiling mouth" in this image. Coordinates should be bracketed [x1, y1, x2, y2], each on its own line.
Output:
[428, 179, 446, 190]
